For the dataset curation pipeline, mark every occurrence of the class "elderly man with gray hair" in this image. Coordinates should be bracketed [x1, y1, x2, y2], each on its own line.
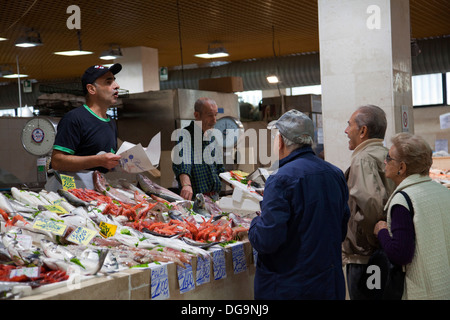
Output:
[342, 105, 395, 300]
[249, 109, 350, 300]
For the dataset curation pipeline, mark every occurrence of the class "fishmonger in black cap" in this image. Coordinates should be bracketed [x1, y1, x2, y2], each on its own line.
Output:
[49, 63, 123, 176]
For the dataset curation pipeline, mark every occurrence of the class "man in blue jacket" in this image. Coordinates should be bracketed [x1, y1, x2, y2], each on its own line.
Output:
[249, 110, 350, 300]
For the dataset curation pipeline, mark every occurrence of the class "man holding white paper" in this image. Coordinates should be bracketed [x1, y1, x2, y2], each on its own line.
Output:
[50, 64, 122, 174]
[46, 64, 123, 191]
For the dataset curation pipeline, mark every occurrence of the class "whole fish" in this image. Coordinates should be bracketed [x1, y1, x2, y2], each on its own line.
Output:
[204, 195, 223, 216]
[118, 179, 148, 196]
[57, 189, 90, 207]
[1, 231, 42, 266]
[192, 194, 211, 217]
[101, 250, 121, 273]
[7, 198, 37, 213]
[0, 192, 15, 214]
[11, 187, 43, 207]
[76, 247, 109, 275]
[40, 190, 76, 212]
[168, 209, 184, 221]
[93, 171, 136, 205]
[0, 240, 13, 264]
[137, 173, 183, 202]
[40, 239, 76, 261]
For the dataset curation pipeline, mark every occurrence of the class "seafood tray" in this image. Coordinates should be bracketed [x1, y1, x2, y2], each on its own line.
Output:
[219, 172, 263, 202]
[0, 171, 252, 299]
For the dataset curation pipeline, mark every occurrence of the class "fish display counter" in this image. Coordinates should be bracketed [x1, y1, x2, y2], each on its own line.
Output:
[0, 171, 256, 300]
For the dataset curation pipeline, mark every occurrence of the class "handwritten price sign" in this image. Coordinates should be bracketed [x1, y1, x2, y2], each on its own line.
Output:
[211, 248, 226, 280]
[33, 216, 67, 236]
[67, 227, 97, 245]
[196, 256, 211, 286]
[44, 205, 68, 215]
[177, 263, 195, 294]
[231, 243, 247, 274]
[99, 222, 117, 238]
[151, 264, 170, 300]
[60, 174, 76, 190]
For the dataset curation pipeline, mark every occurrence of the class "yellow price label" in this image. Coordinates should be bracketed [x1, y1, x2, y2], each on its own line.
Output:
[33, 217, 67, 236]
[60, 174, 76, 190]
[44, 205, 68, 215]
[66, 227, 98, 245]
[99, 222, 117, 238]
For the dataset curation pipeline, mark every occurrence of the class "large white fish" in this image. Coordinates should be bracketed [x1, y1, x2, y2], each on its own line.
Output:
[0, 192, 15, 214]
[59, 214, 100, 232]
[39, 190, 76, 213]
[40, 239, 75, 261]
[11, 187, 44, 207]
[7, 198, 38, 213]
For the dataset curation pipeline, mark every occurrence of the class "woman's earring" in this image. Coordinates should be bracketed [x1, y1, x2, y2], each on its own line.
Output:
[397, 171, 401, 175]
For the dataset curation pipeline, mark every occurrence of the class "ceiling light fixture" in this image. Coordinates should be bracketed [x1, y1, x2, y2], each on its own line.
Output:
[0, 67, 28, 78]
[266, 75, 279, 84]
[195, 43, 229, 59]
[54, 30, 92, 56]
[99, 45, 123, 60]
[0, 37, 7, 41]
[15, 29, 42, 47]
[3, 73, 28, 78]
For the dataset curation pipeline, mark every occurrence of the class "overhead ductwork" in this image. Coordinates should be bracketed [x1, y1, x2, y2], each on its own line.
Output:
[410, 36, 450, 75]
[0, 37, 449, 109]
[160, 52, 321, 91]
[160, 37, 450, 91]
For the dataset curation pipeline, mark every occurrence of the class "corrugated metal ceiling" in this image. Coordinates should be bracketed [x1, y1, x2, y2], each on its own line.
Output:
[0, 0, 449, 83]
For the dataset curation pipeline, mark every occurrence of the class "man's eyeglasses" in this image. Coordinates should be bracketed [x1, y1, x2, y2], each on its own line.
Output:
[386, 152, 400, 162]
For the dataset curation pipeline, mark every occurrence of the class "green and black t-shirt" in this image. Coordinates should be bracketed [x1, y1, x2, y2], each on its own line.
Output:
[53, 104, 117, 173]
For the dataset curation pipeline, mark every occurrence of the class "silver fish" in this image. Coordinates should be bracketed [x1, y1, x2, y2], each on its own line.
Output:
[101, 250, 121, 273]
[40, 239, 75, 261]
[93, 171, 136, 205]
[0, 192, 15, 214]
[57, 189, 90, 207]
[77, 248, 109, 275]
[192, 194, 211, 217]
[0, 240, 13, 264]
[1, 232, 42, 266]
[137, 173, 183, 202]
[118, 179, 148, 196]
[7, 198, 38, 213]
[168, 209, 184, 221]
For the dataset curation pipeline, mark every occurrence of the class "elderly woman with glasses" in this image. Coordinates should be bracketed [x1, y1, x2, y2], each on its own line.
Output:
[373, 132, 450, 299]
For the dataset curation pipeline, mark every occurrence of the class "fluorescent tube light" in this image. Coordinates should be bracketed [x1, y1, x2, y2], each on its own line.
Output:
[54, 50, 93, 56]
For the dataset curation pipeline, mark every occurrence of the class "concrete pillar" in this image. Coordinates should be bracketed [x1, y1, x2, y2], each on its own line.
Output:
[115, 46, 160, 94]
[318, 0, 413, 171]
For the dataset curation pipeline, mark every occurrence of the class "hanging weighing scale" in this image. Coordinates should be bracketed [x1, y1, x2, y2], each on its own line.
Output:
[214, 116, 244, 149]
[21, 117, 58, 182]
[214, 116, 244, 172]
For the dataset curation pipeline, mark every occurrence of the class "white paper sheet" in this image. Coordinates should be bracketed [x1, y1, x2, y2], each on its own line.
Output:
[116, 133, 161, 173]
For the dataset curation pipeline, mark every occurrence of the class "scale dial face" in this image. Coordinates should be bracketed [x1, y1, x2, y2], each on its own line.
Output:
[21, 117, 57, 156]
[214, 116, 244, 148]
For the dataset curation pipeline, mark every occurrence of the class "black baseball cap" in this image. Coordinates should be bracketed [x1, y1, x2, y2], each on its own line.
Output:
[81, 63, 122, 94]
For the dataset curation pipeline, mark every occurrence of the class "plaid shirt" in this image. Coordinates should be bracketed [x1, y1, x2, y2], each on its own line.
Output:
[172, 121, 225, 197]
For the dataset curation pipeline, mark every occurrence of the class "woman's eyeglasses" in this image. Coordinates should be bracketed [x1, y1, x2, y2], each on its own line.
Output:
[386, 152, 400, 162]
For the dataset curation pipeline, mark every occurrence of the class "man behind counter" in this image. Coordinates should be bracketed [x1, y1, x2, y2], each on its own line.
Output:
[50, 64, 122, 174]
[172, 97, 225, 200]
